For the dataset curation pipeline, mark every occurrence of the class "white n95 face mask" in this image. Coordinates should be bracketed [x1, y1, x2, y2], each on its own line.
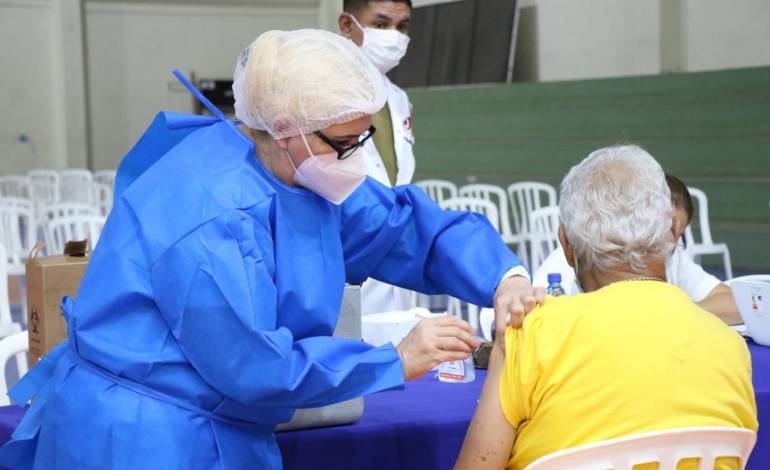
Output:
[286, 134, 366, 205]
[349, 15, 410, 74]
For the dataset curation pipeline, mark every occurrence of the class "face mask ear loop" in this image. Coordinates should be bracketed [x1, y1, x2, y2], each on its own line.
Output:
[573, 253, 583, 293]
[283, 147, 299, 173]
[347, 13, 365, 33]
[283, 132, 311, 174]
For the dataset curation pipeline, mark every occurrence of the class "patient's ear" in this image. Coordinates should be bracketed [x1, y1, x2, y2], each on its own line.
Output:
[558, 224, 575, 268]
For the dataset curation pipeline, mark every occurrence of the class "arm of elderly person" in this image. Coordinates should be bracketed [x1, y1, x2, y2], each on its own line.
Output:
[454, 342, 516, 470]
[341, 179, 540, 328]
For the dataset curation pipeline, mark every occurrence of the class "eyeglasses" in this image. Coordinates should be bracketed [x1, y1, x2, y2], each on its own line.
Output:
[314, 125, 377, 160]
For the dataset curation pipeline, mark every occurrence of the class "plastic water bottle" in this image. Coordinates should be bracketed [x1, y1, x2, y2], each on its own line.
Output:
[546, 273, 566, 297]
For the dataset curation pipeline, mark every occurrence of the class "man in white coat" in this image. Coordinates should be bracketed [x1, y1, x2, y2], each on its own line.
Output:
[339, 0, 418, 315]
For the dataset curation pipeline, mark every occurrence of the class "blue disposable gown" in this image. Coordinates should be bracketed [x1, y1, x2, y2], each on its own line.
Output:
[0, 113, 521, 470]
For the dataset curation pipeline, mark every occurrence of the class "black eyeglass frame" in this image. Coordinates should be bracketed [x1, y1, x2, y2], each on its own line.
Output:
[313, 125, 377, 160]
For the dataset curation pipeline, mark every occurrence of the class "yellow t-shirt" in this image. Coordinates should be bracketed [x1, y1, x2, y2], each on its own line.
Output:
[499, 281, 757, 470]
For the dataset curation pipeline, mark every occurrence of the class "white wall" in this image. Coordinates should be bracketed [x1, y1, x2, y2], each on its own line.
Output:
[86, 2, 318, 170]
[518, 0, 770, 82]
[534, 0, 661, 82]
[0, 1, 63, 172]
[685, 0, 770, 72]
[0, 0, 338, 175]
[2, 0, 769, 174]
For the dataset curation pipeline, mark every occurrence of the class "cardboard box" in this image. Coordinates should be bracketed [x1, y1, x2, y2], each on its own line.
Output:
[26, 253, 89, 366]
[275, 284, 364, 431]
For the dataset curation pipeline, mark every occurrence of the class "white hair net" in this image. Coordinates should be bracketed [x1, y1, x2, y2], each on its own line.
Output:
[233, 29, 386, 139]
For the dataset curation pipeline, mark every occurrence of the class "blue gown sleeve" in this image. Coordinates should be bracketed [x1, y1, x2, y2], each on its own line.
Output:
[149, 209, 404, 409]
[341, 179, 523, 307]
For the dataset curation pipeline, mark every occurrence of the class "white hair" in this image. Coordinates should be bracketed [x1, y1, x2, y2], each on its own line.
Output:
[232, 29, 386, 139]
[559, 145, 675, 274]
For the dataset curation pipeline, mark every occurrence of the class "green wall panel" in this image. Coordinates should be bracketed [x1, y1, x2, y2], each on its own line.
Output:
[406, 66, 770, 271]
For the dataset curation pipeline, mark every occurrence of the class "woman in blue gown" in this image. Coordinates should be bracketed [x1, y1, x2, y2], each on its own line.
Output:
[0, 29, 538, 470]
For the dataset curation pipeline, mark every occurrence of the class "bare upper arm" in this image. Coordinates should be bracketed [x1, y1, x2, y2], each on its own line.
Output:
[454, 345, 517, 470]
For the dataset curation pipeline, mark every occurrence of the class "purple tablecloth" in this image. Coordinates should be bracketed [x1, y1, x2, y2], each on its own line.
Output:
[0, 341, 768, 470]
[279, 370, 483, 470]
[748, 341, 770, 468]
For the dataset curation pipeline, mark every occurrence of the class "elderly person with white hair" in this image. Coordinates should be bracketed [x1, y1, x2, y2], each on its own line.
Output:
[0, 29, 539, 470]
[454, 145, 757, 470]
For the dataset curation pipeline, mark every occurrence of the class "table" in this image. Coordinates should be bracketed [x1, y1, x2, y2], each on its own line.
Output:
[278, 340, 770, 470]
[279, 369, 483, 470]
[0, 341, 768, 470]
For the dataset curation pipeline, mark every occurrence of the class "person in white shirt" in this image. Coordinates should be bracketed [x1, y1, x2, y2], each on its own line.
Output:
[534, 174, 740, 324]
[338, 0, 417, 315]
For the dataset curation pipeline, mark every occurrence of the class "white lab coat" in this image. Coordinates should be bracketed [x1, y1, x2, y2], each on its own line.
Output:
[361, 77, 417, 315]
[532, 246, 721, 301]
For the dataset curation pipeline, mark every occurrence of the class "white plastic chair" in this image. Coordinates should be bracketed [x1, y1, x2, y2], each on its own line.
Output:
[0, 198, 37, 276]
[437, 197, 500, 331]
[59, 169, 95, 205]
[415, 179, 458, 205]
[439, 196, 500, 232]
[683, 187, 733, 280]
[507, 182, 557, 269]
[93, 181, 114, 216]
[459, 184, 516, 244]
[0, 243, 22, 339]
[522, 426, 756, 470]
[0, 176, 32, 200]
[39, 203, 99, 255]
[39, 202, 99, 221]
[479, 307, 494, 341]
[45, 214, 106, 256]
[28, 169, 61, 219]
[94, 169, 116, 191]
[0, 331, 29, 406]
[28, 169, 60, 199]
[528, 206, 561, 273]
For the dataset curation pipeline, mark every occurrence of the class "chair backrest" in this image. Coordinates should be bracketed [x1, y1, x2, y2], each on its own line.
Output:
[479, 307, 494, 341]
[93, 181, 114, 216]
[459, 184, 515, 242]
[94, 169, 117, 191]
[39, 203, 100, 255]
[28, 169, 60, 185]
[39, 202, 99, 222]
[0, 331, 29, 406]
[528, 206, 561, 272]
[60, 172, 99, 205]
[439, 196, 500, 232]
[522, 427, 756, 470]
[28, 169, 61, 211]
[0, 176, 32, 200]
[415, 179, 458, 205]
[506, 181, 558, 236]
[438, 195, 500, 333]
[0, 198, 37, 266]
[60, 168, 93, 182]
[683, 186, 715, 246]
[0, 243, 12, 326]
[45, 214, 107, 256]
[506, 182, 557, 268]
